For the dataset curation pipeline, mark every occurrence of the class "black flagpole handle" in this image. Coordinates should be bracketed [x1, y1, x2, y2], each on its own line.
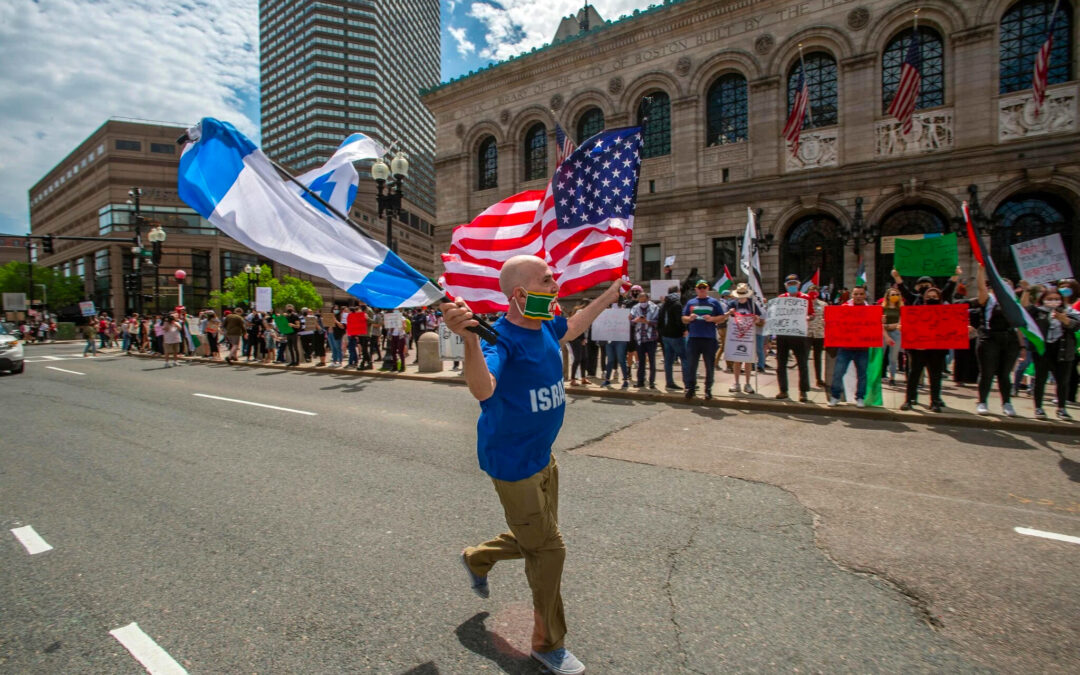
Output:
[441, 295, 498, 344]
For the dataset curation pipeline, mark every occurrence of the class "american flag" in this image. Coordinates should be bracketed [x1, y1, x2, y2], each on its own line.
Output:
[1032, 6, 1061, 117]
[535, 126, 643, 296]
[439, 190, 545, 313]
[555, 123, 576, 166]
[782, 68, 810, 156]
[887, 28, 922, 135]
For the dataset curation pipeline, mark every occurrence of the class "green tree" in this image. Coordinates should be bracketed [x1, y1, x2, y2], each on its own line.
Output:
[0, 262, 86, 309]
[209, 268, 323, 311]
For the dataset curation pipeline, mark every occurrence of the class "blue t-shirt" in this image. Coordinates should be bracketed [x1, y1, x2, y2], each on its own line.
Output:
[682, 297, 724, 339]
[478, 315, 568, 481]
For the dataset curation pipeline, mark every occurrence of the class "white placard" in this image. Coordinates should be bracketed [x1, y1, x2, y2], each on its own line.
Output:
[438, 323, 465, 360]
[723, 313, 757, 363]
[1011, 233, 1073, 285]
[649, 279, 678, 300]
[383, 311, 404, 330]
[763, 297, 808, 336]
[2, 292, 26, 311]
[591, 307, 630, 342]
[255, 286, 273, 311]
[663, 255, 676, 268]
[79, 301, 97, 317]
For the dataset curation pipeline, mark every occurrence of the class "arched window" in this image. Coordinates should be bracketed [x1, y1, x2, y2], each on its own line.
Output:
[477, 136, 497, 190]
[991, 193, 1076, 281]
[576, 107, 605, 144]
[882, 27, 945, 113]
[787, 52, 838, 128]
[524, 123, 548, 181]
[874, 206, 947, 297]
[1000, 0, 1073, 94]
[706, 73, 748, 146]
[637, 91, 671, 158]
[781, 215, 845, 290]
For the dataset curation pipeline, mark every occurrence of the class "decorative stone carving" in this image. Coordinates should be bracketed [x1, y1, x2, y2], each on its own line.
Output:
[754, 34, 774, 56]
[455, 123, 465, 139]
[847, 7, 870, 31]
[676, 56, 692, 77]
[608, 75, 623, 95]
[499, 109, 510, 124]
[998, 85, 1077, 142]
[875, 109, 954, 157]
[785, 128, 839, 172]
[549, 93, 564, 111]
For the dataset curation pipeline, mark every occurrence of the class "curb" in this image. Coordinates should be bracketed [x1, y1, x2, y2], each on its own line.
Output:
[128, 352, 1077, 437]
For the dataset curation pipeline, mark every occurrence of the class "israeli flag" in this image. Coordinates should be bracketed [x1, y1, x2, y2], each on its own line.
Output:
[177, 118, 443, 309]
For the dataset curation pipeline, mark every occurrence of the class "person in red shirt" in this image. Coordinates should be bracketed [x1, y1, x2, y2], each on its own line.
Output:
[775, 273, 813, 402]
[346, 304, 371, 369]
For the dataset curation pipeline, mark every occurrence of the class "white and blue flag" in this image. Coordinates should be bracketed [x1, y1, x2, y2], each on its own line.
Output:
[177, 118, 443, 309]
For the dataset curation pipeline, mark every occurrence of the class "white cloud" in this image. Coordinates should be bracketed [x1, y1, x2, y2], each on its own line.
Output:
[448, 25, 476, 57]
[467, 0, 654, 62]
[0, 0, 260, 234]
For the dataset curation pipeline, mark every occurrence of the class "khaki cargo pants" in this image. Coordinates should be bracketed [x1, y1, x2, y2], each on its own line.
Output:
[464, 456, 566, 652]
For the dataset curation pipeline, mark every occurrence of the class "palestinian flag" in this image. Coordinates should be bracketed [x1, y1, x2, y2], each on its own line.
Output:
[963, 201, 1045, 354]
[864, 347, 884, 407]
[713, 265, 733, 293]
[800, 268, 820, 293]
[855, 260, 867, 287]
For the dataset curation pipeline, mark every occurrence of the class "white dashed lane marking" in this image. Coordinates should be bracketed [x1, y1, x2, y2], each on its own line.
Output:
[1014, 527, 1080, 546]
[192, 393, 317, 416]
[45, 366, 86, 375]
[10, 525, 53, 554]
[110, 622, 188, 675]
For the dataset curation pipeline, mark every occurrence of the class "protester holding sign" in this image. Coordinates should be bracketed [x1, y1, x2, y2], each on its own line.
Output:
[893, 233, 959, 277]
[1021, 287, 1079, 420]
[899, 286, 951, 412]
[724, 283, 763, 394]
[881, 288, 903, 386]
[775, 274, 813, 402]
[805, 285, 827, 388]
[826, 289, 890, 407]
[681, 280, 727, 400]
[969, 265, 1021, 416]
[630, 294, 660, 389]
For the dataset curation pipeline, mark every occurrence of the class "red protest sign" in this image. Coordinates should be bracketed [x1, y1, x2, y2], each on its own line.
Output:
[900, 305, 970, 350]
[824, 305, 883, 348]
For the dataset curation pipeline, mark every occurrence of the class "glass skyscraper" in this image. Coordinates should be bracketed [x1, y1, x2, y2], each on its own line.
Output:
[259, 0, 438, 213]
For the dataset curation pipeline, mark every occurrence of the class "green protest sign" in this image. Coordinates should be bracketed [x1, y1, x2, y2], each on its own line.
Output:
[894, 233, 958, 277]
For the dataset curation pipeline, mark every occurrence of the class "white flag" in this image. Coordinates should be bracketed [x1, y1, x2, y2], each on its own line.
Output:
[740, 207, 764, 300]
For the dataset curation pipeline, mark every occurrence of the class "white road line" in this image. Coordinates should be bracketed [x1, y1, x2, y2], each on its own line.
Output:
[192, 393, 317, 416]
[10, 525, 53, 555]
[1014, 527, 1080, 546]
[45, 366, 86, 375]
[40, 355, 65, 360]
[109, 622, 188, 675]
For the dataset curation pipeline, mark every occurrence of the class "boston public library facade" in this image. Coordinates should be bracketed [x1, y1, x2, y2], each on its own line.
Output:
[422, 0, 1080, 297]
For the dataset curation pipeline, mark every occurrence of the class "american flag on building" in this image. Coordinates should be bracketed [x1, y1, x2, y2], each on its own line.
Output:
[555, 123, 576, 166]
[1032, 4, 1062, 117]
[887, 28, 922, 135]
[783, 67, 810, 156]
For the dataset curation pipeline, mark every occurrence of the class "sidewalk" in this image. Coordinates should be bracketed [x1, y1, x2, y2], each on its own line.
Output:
[123, 346, 1077, 436]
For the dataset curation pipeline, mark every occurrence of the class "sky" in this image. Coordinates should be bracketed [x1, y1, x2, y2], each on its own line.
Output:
[0, 0, 656, 236]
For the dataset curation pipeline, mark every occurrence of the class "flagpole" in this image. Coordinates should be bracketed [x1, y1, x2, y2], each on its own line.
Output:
[798, 44, 814, 128]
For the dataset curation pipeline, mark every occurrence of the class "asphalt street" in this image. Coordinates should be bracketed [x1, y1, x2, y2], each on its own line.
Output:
[1, 344, 1075, 673]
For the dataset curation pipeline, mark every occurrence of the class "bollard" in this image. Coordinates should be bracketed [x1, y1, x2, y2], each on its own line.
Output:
[417, 331, 443, 373]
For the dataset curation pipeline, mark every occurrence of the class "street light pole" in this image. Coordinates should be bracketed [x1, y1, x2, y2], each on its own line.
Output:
[372, 152, 410, 254]
[127, 187, 144, 315]
[147, 225, 166, 314]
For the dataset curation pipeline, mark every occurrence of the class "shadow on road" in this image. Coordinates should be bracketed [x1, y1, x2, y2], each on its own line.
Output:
[455, 612, 540, 674]
[925, 424, 1036, 449]
[399, 662, 439, 675]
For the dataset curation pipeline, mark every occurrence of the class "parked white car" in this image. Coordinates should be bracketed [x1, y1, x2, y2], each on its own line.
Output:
[0, 322, 25, 374]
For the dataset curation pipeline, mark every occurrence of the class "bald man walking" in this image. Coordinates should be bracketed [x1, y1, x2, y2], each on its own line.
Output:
[442, 255, 621, 675]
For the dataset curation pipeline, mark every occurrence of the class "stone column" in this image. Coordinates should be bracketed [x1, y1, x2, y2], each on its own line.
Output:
[670, 95, 699, 191]
[839, 53, 877, 165]
[951, 25, 997, 149]
[748, 76, 781, 178]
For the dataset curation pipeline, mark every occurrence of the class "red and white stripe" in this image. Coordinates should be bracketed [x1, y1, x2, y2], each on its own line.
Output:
[888, 60, 921, 135]
[782, 79, 810, 156]
[1033, 32, 1055, 116]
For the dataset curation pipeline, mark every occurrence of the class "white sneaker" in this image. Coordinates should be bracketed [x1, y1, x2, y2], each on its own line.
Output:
[975, 402, 990, 415]
[728, 383, 741, 393]
[856, 398, 865, 408]
[743, 384, 754, 394]
[1002, 402, 1016, 417]
[827, 396, 839, 407]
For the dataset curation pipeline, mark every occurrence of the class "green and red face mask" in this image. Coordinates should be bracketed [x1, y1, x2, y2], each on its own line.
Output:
[514, 288, 558, 321]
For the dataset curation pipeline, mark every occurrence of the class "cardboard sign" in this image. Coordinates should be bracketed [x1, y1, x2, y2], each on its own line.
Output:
[383, 311, 404, 330]
[763, 297, 808, 336]
[649, 279, 678, 300]
[824, 305, 883, 348]
[723, 313, 757, 363]
[79, 301, 97, 317]
[255, 286, 273, 312]
[1011, 233, 1073, 285]
[321, 311, 336, 328]
[2, 292, 26, 311]
[591, 307, 631, 341]
[894, 233, 958, 277]
[900, 305, 970, 350]
[438, 323, 465, 360]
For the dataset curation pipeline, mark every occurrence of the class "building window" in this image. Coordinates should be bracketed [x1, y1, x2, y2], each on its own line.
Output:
[787, 52, 838, 128]
[478, 136, 498, 190]
[712, 237, 740, 282]
[637, 91, 671, 158]
[991, 192, 1075, 282]
[220, 251, 264, 281]
[524, 123, 548, 181]
[640, 243, 661, 280]
[150, 143, 175, 154]
[94, 249, 111, 313]
[1000, 0, 1072, 94]
[576, 107, 605, 144]
[781, 215, 844, 291]
[874, 207, 948, 297]
[115, 139, 142, 151]
[706, 74, 748, 146]
[882, 27, 945, 113]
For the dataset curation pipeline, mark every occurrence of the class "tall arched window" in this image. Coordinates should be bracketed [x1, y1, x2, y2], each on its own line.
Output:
[478, 136, 497, 190]
[882, 27, 945, 113]
[637, 91, 671, 158]
[1000, 0, 1073, 94]
[787, 52, 838, 128]
[781, 215, 845, 290]
[576, 107, 605, 144]
[706, 73, 748, 146]
[524, 123, 548, 181]
[992, 193, 1076, 281]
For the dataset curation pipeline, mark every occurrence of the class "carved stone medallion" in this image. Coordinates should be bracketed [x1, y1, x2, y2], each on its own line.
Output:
[847, 7, 870, 31]
[676, 56, 692, 77]
[754, 34, 774, 56]
[455, 123, 465, 139]
[500, 109, 510, 124]
[550, 93, 564, 111]
[609, 76, 624, 95]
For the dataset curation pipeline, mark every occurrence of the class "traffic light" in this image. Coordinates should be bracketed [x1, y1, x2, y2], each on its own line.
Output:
[125, 274, 140, 293]
[42, 235, 54, 254]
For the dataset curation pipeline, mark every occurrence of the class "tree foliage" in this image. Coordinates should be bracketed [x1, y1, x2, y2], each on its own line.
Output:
[0, 262, 87, 308]
[208, 268, 323, 311]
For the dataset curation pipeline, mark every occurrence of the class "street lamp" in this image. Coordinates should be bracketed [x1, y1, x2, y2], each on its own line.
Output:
[372, 152, 409, 253]
[244, 263, 263, 308]
[839, 197, 879, 253]
[126, 187, 145, 314]
[751, 209, 775, 253]
[147, 225, 166, 313]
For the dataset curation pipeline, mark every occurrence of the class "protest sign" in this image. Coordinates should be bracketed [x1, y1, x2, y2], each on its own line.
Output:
[591, 307, 631, 341]
[438, 323, 465, 360]
[663, 255, 676, 268]
[900, 305, 969, 350]
[79, 301, 97, 317]
[321, 311, 336, 328]
[824, 305, 883, 348]
[649, 279, 678, 300]
[893, 233, 958, 277]
[763, 297, 808, 336]
[1011, 233, 1073, 285]
[3, 293, 26, 311]
[723, 313, 757, 363]
[274, 314, 294, 334]
[383, 311, 404, 330]
[255, 286, 273, 311]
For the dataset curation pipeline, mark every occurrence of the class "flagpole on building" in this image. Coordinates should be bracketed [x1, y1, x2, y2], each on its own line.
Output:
[798, 45, 814, 128]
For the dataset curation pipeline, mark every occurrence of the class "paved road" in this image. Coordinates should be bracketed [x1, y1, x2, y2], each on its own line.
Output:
[1, 345, 1073, 673]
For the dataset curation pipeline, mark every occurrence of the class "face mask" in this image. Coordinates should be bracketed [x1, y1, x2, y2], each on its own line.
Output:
[1043, 299, 1062, 308]
[925, 297, 941, 305]
[514, 288, 558, 321]
[1060, 287, 1074, 297]
[808, 292, 819, 300]
[785, 284, 799, 293]
[639, 299, 649, 306]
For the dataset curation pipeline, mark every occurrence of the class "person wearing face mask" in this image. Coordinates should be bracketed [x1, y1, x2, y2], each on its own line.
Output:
[441, 255, 623, 675]
[775, 273, 813, 402]
[681, 279, 727, 400]
[805, 284, 827, 388]
[1058, 279, 1080, 404]
[629, 292, 660, 389]
[968, 264, 1020, 416]
[725, 283, 764, 394]
[881, 287, 904, 386]
[828, 287, 894, 407]
[900, 285, 950, 412]
[1020, 286, 1079, 420]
